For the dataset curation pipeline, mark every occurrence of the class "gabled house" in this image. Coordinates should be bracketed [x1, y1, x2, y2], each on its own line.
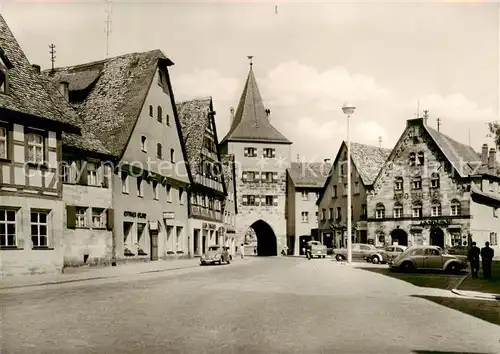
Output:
[219, 63, 292, 256]
[176, 97, 227, 256]
[45, 50, 192, 264]
[286, 161, 331, 255]
[317, 141, 391, 249]
[367, 114, 499, 258]
[0, 14, 81, 276]
[221, 153, 239, 255]
[39, 74, 116, 268]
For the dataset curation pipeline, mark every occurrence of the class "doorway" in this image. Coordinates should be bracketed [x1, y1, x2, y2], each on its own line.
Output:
[150, 231, 158, 261]
[429, 227, 445, 249]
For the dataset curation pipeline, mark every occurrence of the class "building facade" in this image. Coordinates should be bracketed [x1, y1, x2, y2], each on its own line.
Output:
[0, 15, 82, 276]
[219, 64, 292, 256]
[177, 97, 226, 256]
[286, 161, 330, 255]
[317, 142, 390, 249]
[47, 50, 192, 264]
[367, 115, 500, 255]
[221, 153, 239, 255]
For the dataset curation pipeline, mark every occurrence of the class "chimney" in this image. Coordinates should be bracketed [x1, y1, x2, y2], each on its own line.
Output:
[488, 148, 496, 170]
[32, 64, 41, 74]
[59, 81, 69, 101]
[229, 107, 235, 125]
[422, 110, 429, 126]
[481, 144, 489, 165]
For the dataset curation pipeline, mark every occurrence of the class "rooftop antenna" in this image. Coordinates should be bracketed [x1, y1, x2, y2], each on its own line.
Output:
[378, 136, 382, 148]
[247, 55, 254, 67]
[436, 117, 441, 132]
[104, 0, 113, 59]
[49, 44, 56, 72]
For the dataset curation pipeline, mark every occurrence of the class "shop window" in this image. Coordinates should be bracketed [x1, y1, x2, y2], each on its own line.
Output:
[451, 232, 461, 247]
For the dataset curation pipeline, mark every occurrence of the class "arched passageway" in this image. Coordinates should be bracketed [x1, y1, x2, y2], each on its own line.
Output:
[248, 220, 277, 256]
[429, 227, 445, 249]
[390, 228, 408, 246]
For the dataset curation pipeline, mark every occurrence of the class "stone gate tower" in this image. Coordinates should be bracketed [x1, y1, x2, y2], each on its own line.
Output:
[219, 62, 292, 256]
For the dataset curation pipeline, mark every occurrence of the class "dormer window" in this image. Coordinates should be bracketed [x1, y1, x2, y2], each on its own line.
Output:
[409, 152, 416, 166]
[417, 151, 424, 165]
[0, 68, 7, 94]
[430, 173, 440, 188]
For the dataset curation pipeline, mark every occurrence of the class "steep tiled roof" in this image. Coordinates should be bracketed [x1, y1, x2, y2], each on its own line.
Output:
[43, 49, 173, 157]
[221, 66, 291, 144]
[0, 14, 79, 131]
[288, 162, 331, 188]
[425, 126, 482, 177]
[350, 142, 392, 185]
[39, 75, 112, 156]
[176, 97, 213, 178]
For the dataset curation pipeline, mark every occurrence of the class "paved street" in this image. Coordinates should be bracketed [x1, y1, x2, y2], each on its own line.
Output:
[2, 257, 499, 354]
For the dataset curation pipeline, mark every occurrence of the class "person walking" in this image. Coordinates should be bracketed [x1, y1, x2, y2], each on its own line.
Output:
[480, 241, 494, 279]
[240, 243, 245, 259]
[467, 241, 480, 278]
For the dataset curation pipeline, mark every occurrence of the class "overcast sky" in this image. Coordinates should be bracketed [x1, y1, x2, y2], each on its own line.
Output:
[2, 0, 499, 162]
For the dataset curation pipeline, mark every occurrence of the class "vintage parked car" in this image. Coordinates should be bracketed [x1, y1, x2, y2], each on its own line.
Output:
[390, 245, 468, 273]
[333, 243, 378, 261]
[200, 245, 231, 265]
[306, 240, 327, 259]
[367, 245, 407, 264]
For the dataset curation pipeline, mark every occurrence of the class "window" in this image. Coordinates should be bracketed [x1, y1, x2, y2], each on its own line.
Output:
[333, 185, 337, 198]
[137, 223, 146, 245]
[329, 208, 333, 219]
[375, 203, 385, 219]
[430, 173, 440, 188]
[343, 184, 348, 196]
[157, 106, 162, 122]
[92, 208, 105, 228]
[244, 147, 257, 157]
[0, 67, 7, 94]
[179, 188, 184, 204]
[412, 177, 422, 190]
[242, 171, 258, 182]
[409, 152, 416, 166]
[31, 211, 48, 248]
[411, 249, 425, 256]
[301, 191, 309, 200]
[153, 181, 159, 200]
[76, 207, 87, 227]
[137, 177, 143, 197]
[315, 211, 319, 221]
[301, 211, 309, 223]
[87, 162, 99, 186]
[166, 114, 170, 126]
[450, 199, 461, 216]
[451, 232, 461, 247]
[265, 195, 274, 206]
[263, 172, 274, 183]
[417, 151, 424, 165]
[394, 203, 403, 218]
[27, 132, 44, 164]
[149, 105, 153, 117]
[170, 149, 175, 163]
[395, 177, 403, 191]
[157, 143, 162, 159]
[412, 202, 422, 218]
[378, 232, 385, 244]
[361, 204, 367, 219]
[121, 173, 129, 194]
[263, 148, 275, 158]
[322, 209, 326, 220]
[354, 182, 360, 194]
[431, 203, 441, 217]
[336, 207, 341, 220]
[490, 232, 498, 246]
[340, 163, 346, 176]
[141, 135, 147, 152]
[0, 209, 16, 247]
[0, 127, 6, 159]
[316, 192, 320, 200]
[247, 195, 257, 206]
[201, 194, 207, 208]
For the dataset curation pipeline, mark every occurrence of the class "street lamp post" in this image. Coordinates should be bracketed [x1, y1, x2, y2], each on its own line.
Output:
[342, 104, 356, 264]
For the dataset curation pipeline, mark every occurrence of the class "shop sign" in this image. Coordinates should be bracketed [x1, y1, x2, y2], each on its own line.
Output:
[124, 211, 147, 219]
[149, 220, 158, 231]
[163, 211, 175, 219]
[416, 219, 451, 227]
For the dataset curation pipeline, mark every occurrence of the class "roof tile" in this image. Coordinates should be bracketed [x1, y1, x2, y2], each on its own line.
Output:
[288, 162, 331, 188]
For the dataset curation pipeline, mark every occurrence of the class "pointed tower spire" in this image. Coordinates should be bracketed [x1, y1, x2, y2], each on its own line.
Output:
[221, 60, 291, 144]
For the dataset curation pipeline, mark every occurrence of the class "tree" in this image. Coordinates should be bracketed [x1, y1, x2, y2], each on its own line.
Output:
[487, 121, 500, 148]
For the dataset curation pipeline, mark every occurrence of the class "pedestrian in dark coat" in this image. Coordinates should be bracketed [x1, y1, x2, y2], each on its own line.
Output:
[467, 241, 480, 278]
[480, 241, 494, 279]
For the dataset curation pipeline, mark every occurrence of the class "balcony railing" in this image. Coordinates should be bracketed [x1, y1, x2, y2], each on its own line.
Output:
[190, 205, 223, 222]
[194, 175, 224, 192]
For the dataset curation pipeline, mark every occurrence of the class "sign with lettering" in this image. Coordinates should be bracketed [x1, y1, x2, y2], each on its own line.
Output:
[149, 221, 158, 231]
[124, 211, 147, 219]
[208, 223, 216, 230]
[163, 211, 175, 219]
[416, 219, 452, 227]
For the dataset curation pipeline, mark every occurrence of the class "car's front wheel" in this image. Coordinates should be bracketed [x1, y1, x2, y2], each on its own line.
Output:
[400, 261, 416, 273]
[371, 256, 380, 264]
[335, 254, 345, 261]
[447, 262, 460, 273]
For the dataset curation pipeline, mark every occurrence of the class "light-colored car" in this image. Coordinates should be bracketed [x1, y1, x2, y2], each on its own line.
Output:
[333, 243, 378, 261]
[390, 245, 467, 273]
[200, 245, 231, 265]
[306, 240, 327, 259]
[371, 245, 407, 264]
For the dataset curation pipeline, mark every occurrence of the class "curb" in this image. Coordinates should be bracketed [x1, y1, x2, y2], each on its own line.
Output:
[0, 264, 198, 290]
[451, 289, 500, 301]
